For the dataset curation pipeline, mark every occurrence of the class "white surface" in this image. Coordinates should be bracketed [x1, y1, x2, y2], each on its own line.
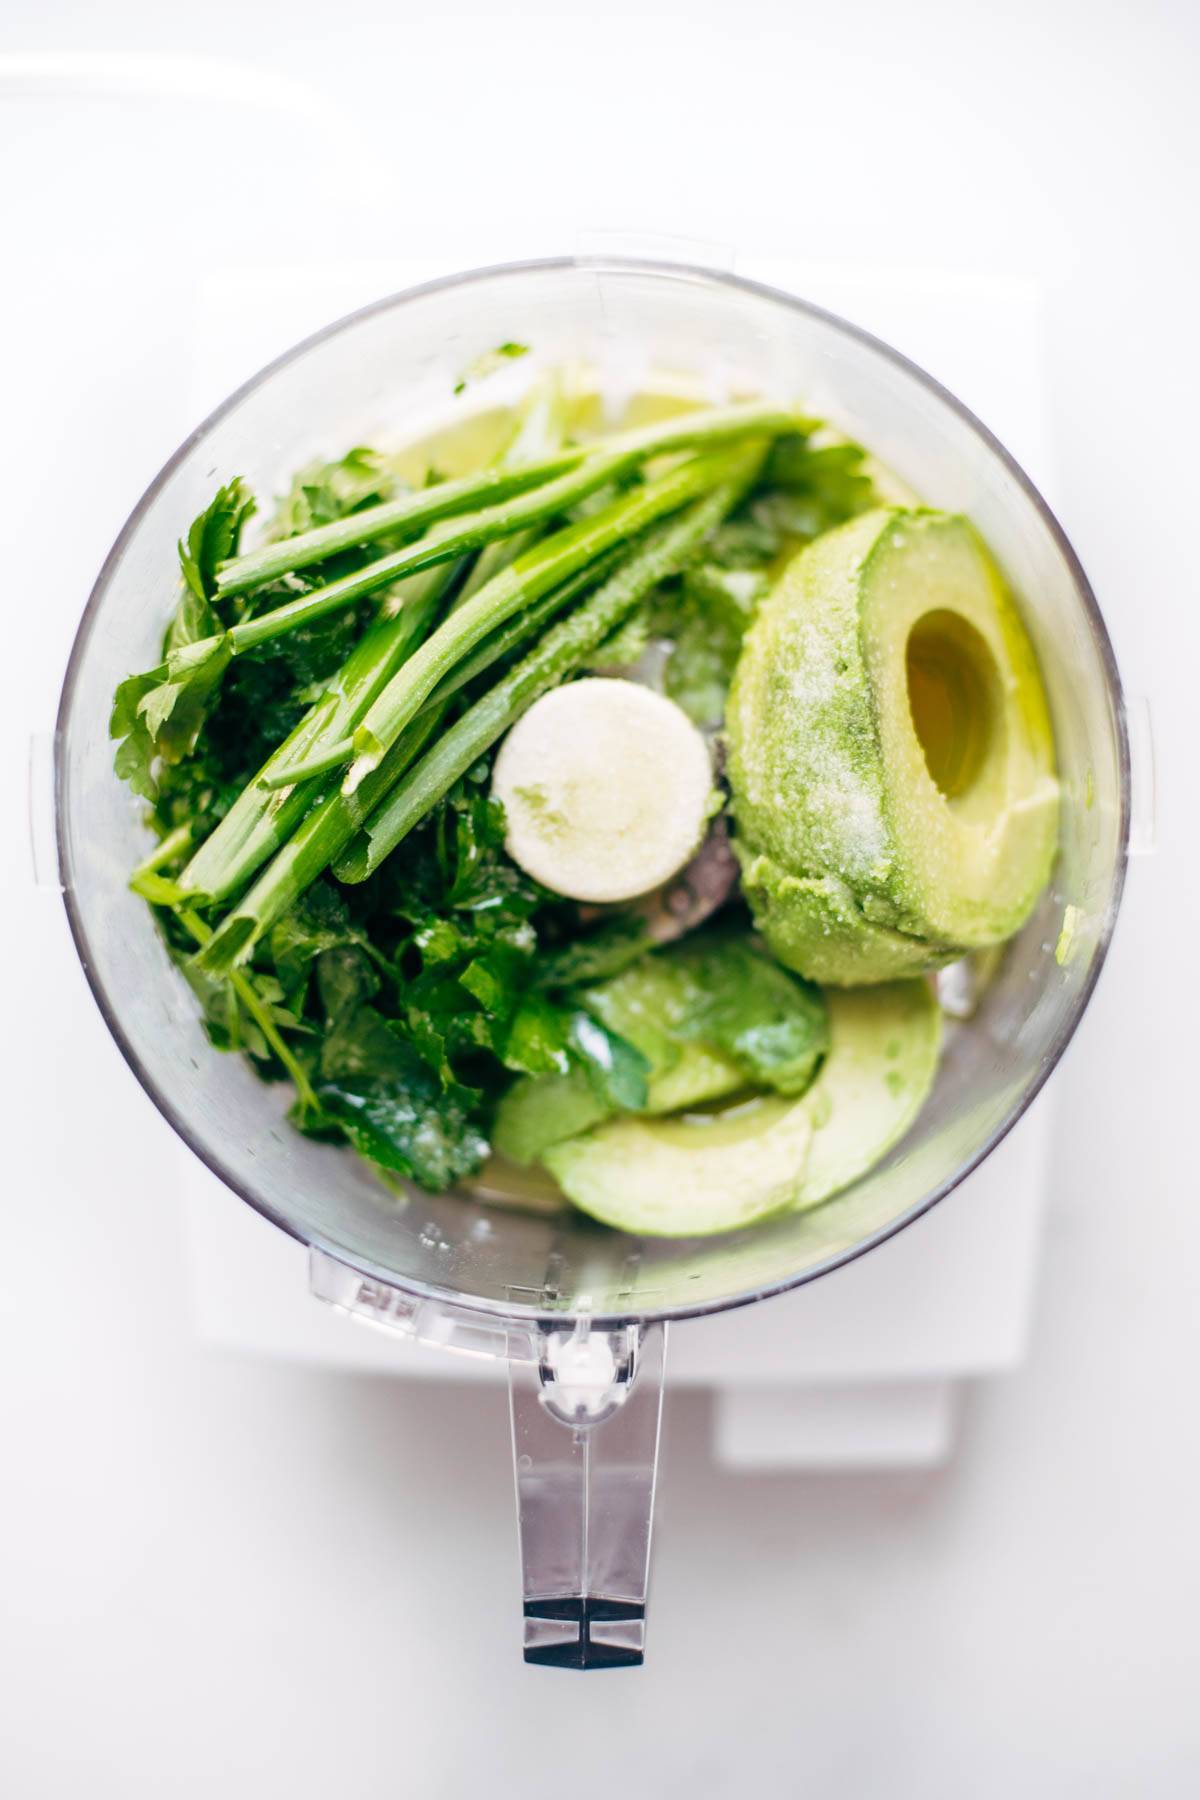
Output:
[714, 1380, 958, 1469]
[1, 5, 1198, 1797]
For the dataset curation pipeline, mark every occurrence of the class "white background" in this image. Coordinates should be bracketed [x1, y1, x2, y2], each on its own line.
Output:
[2, 2, 1198, 1795]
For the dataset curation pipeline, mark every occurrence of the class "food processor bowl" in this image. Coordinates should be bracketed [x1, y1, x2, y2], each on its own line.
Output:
[56, 257, 1129, 1666]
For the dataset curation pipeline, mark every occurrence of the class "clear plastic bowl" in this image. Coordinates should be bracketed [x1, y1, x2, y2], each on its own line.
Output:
[55, 256, 1130, 1327]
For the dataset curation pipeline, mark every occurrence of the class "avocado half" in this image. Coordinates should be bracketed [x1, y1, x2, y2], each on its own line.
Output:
[725, 508, 1059, 984]
[543, 981, 940, 1238]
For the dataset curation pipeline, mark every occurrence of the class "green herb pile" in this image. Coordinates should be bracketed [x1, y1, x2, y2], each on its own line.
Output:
[112, 382, 877, 1196]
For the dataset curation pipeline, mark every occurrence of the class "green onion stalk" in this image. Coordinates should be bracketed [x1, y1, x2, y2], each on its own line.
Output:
[193, 440, 764, 979]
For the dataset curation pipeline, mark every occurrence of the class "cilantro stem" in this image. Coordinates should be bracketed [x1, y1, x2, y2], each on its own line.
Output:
[429, 568, 613, 701]
[178, 909, 320, 1114]
[133, 821, 193, 877]
[256, 740, 358, 793]
[222, 408, 786, 660]
[219, 460, 576, 597]
[193, 708, 447, 979]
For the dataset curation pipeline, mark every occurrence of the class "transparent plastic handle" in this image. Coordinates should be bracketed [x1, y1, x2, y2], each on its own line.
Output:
[311, 1254, 669, 1667]
[510, 1321, 667, 1669]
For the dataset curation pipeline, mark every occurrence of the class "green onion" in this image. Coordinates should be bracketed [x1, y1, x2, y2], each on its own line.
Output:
[177, 381, 573, 904]
[192, 443, 760, 979]
[216, 400, 796, 597]
[258, 553, 618, 793]
[336, 450, 763, 883]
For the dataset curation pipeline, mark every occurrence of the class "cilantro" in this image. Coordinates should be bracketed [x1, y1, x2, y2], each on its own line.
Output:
[110, 635, 233, 798]
[111, 401, 854, 1201]
[579, 931, 828, 1097]
[454, 341, 530, 395]
[658, 563, 769, 729]
[758, 436, 876, 538]
[531, 915, 655, 989]
[500, 993, 571, 1076]
[567, 1010, 651, 1112]
[636, 933, 829, 1096]
[109, 481, 257, 796]
[305, 949, 487, 1187]
[268, 881, 378, 1009]
[270, 448, 395, 540]
[178, 479, 256, 604]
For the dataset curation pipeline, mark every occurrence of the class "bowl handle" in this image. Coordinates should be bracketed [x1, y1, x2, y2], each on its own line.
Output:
[509, 1320, 667, 1669]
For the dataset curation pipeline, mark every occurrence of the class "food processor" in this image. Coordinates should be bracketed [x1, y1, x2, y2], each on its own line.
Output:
[55, 257, 1129, 1668]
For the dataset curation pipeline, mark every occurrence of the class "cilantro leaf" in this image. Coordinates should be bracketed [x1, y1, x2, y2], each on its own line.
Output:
[110, 482, 258, 794]
[758, 436, 876, 537]
[531, 915, 655, 989]
[179, 479, 256, 603]
[270, 448, 396, 540]
[500, 993, 572, 1076]
[453, 341, 530, 395]
[567, 1010, 651, 1112]
[585, 932, 829, 1098]
[314, 1009, 487, 1188]
[304, 946, 487, 1188]
[658, 563, 768, 729]
[109, 634, 233, 797]
[669, 937, 828, 1095]
[269, 882, 377, 1008]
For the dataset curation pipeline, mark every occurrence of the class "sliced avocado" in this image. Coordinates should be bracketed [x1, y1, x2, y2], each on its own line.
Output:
[491, 933, 826, 1166]
[726, 508, 1058, 984]
[543, 1093, 815, 1237]
[544, 979, 940, 1237]
[465, 1153, 570, 1215]
[645, 1041, 747, 1114]
[795, 979, 940, 1209]
[492, 1066, 611, 1167]
[491, 1041, 745, 1167]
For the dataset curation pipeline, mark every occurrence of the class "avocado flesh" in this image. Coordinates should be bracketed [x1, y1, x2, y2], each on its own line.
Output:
[544, 980, 941, 1237]
[725, 508, 1058, 984]
[543, 1093, 814, 1237]
[492, 1066, 611, 1167]
[797, 980, 940, 1206]
[491, 1042, 746, 1168]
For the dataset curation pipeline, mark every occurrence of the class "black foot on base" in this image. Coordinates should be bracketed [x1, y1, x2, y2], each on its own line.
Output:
[523, 1597, 645, 1669]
